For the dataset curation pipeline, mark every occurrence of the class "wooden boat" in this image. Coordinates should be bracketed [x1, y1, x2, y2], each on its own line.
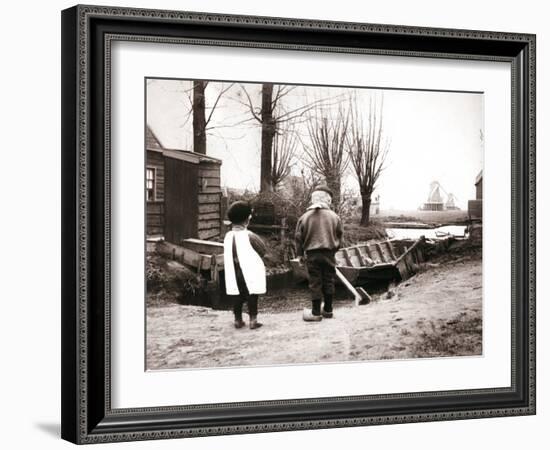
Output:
[290, 237, 426, 286]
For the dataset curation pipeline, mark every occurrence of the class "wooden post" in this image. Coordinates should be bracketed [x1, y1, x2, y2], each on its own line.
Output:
[220, 194, 228, 236]
[197, 255, 203, 274]
[210, 253, 218, 284]
[280, 217, 287, 241]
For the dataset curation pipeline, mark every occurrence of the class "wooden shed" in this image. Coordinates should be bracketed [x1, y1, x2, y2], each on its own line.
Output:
[474, 170, 483, 200]
[146, 126, 224, 243]
[468, 170, 483, 221]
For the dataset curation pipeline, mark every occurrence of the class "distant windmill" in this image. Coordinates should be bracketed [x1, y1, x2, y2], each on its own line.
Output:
[422, 181, 445, 211]
[422, 181, 460, 211]
[445, 193, 460, 210]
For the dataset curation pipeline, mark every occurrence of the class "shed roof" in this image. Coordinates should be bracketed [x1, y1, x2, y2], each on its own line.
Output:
[162, 148, 222, 165]
[146, 125, 163, 150]
[146, 124, 221, 165]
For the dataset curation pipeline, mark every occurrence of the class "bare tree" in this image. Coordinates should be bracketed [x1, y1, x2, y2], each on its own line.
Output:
[302, 104, 350, 210]
[189, 81, 234, 154]
[192, 81, 208, 154]
[346, 93, 390, 225]
[239, 84, 341, 192]
[271, 127, 298, 190]
[260, 84, 276, 191]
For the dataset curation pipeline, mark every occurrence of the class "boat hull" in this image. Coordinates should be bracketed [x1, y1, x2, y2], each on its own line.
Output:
[290, 237, 425, 286]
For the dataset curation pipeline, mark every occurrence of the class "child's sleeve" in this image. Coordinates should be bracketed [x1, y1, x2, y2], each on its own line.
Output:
[295, 219, 304, 257]
[248, 232, 267, 258]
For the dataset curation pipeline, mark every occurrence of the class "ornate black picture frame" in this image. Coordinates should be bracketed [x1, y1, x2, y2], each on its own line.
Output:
[61, 4, 536, 444]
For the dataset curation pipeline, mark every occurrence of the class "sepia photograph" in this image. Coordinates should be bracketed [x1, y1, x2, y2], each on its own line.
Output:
[58, 4, 537, 444]
[144, 78, 484, 371]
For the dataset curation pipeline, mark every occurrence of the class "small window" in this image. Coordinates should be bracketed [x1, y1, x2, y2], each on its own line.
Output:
[146, 167, 156, 201]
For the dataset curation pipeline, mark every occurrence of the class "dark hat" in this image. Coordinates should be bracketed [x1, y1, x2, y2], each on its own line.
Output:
[313, 183, 333, 197]
[227, 201, 253, 224]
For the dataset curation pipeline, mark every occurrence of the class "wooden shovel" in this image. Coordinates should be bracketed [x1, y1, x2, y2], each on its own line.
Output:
[335, 267, 371, 306]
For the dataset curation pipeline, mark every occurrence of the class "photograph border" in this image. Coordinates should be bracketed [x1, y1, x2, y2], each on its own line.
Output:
[61, 4, 536, 444]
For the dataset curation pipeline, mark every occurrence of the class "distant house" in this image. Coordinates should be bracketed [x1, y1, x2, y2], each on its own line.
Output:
[370, 195, 380, 216]
[468, 170, 483, 221]
[146, 126, 224, 242]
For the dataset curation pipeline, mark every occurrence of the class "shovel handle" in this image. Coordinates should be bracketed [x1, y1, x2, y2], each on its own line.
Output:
[335, 267, 363, 306]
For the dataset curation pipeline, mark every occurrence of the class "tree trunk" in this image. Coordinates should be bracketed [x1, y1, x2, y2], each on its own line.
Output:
[260, 83, 275, 192]
[192, 81, 207, 155]
[326, 172, 341, 212]
[360, 193, 372, 226]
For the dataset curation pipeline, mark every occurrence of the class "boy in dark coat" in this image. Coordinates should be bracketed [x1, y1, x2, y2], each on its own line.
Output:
[295, 184, 343, 321]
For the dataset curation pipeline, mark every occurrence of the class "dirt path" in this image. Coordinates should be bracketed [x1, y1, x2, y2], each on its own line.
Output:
[146, 254, 482, 370]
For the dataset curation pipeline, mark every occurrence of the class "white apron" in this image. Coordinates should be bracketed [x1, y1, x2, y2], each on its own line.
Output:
[223, 230, 267, 295]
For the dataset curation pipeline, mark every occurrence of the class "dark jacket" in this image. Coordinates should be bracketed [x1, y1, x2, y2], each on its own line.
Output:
[295, 207, 343, 256]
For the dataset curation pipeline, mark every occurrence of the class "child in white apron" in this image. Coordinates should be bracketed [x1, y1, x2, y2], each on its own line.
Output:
[224, 201, 267, 329]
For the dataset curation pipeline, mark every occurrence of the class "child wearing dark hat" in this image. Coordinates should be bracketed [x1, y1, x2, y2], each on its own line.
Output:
[223, 201, 267, 329]
[295, 184, 343, 321]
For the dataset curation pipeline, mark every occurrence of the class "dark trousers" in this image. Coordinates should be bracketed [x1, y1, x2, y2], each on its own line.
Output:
[306, 249, 336, 314]
[229, 264, 258, 320]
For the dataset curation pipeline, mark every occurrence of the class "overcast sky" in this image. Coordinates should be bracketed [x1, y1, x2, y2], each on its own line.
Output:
[146, 79, 483, 210]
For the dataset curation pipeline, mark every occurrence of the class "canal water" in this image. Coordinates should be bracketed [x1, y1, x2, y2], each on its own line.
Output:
[386, 225, 467, 240]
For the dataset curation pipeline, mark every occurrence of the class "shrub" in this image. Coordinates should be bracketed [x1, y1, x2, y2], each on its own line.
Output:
[146, 253, 205, 299]
[146, 255, 170, 291]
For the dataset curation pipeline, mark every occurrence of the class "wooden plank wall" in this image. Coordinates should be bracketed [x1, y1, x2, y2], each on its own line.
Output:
[146, 201, 164, 235]
[468, 200, 483, 221]
[198, 161, 222, 240]
[475, 180, 483, 200]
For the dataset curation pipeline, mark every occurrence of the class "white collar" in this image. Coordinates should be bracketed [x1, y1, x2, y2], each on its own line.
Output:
[307, 202, 330, 210]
